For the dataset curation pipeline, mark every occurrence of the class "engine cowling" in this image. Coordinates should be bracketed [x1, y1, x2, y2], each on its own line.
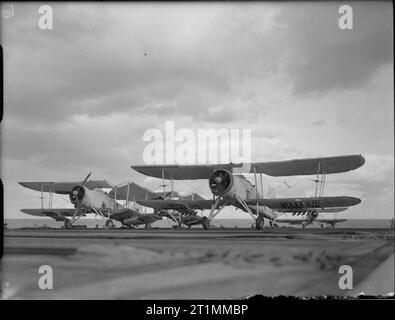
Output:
[209, 169, 234, 196]
[69, 185, 85, 205]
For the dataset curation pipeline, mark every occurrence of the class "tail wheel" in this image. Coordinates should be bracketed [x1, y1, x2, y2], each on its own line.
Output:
[201, 217, 210, 230]
[105, 219, 114, 229]
[64, 219, 73, 229]
[256, 216, 264, 230]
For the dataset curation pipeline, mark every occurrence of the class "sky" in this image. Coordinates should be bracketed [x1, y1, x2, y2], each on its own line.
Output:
[1, 1, 393, 220]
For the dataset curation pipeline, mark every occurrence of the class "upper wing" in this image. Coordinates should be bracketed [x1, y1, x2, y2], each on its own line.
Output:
[251, 154, 365, 176]
[131, 154, 365, 179]
[247, 196, 360, 211]
[20, 208, 78, 221]
[132, 164, 234, 180]
[19, 180, 113, 194]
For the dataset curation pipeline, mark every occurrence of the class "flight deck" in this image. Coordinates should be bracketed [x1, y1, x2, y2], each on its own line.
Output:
[2, 227, 394, 299]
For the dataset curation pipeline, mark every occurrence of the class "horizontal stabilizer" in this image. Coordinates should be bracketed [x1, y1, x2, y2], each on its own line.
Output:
[109, 182, 159, 200]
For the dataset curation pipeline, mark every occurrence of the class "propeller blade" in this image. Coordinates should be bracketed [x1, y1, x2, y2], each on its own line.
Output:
[81, 172, 92, 187]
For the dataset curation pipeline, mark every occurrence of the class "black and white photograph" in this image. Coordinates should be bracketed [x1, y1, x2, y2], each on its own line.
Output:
[0, 1, 394, 302]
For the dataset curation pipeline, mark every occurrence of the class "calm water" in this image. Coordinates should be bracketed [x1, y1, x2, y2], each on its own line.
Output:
[4, 218, 394, 229]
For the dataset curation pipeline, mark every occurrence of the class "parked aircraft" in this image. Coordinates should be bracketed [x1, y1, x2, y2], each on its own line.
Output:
[131, 154, 365, 230]
[19, 173, 167, 229]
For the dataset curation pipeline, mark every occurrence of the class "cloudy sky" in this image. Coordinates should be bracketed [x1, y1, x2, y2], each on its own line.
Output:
[1, 2, 393, 220]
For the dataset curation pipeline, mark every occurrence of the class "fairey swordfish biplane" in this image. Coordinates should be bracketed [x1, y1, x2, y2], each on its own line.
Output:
[130, 154, 365, 229]
[19, 173, 209, 229]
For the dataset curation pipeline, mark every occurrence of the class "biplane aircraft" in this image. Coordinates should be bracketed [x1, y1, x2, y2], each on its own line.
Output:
[108, 184, 211, 229]
[131, 154, 365, 230]
[19, 173, 169, 229]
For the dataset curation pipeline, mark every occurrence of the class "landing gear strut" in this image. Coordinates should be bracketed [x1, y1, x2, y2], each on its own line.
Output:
[256, 216, 264, 230]
[64, 219, 73, 229]
[105, 219, 114, 229]
[201, 216, 210, 230]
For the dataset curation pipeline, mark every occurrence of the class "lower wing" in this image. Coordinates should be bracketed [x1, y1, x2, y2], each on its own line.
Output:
[136, 199, 228, 211]
[20, 208, 79, 221]
[110, 208, 139, 220]
[110, 208, 161, 224]
[316, 218, 347, 223]
[247, 196, 360, 211]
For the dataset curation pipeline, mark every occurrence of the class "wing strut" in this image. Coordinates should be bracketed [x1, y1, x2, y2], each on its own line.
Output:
[126, 183, 130, 208]
[40, 184, 44, 210]
[313, 163, 327, 198]
[235, 195, 257, 221]
[161, 168, 167, 199]
[253, 166, 260, 219]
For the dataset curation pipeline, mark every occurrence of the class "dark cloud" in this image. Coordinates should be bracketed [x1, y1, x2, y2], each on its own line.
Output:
[2, 3, 290, 125]
[279, 2, 393, 96]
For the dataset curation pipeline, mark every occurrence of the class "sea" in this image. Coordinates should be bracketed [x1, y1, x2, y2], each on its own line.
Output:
[3, 218, 394, 229]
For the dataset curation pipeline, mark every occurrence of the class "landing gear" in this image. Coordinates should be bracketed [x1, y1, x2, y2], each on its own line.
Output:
[64, 219, 73, 229]
[201, 216, 210, 230]
[256, 216, 264, 230]
[105, 219, 114, 229]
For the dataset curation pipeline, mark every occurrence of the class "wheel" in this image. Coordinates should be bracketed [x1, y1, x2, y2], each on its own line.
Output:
[105, 219, 114, 229]
[64, 219, 73, 229]
[256, 216, 264, 230]
[201, 217, 210, 230]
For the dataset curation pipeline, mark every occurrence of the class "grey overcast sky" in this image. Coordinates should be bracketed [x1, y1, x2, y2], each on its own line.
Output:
[1, 2, 393, 219]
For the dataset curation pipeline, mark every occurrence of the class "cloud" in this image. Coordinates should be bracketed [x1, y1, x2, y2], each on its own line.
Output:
[2, 3, 295, 126]
[279, 2, 393, 96]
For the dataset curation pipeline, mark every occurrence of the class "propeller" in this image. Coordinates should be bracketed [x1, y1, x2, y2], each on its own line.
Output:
[209, 170, 232, 195]
[68, 172, 92, 225]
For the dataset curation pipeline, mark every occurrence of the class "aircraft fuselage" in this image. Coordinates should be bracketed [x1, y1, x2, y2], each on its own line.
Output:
[70, 186, 122, 212]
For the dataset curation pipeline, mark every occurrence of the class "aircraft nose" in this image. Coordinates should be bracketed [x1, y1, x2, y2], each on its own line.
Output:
[214, 176, 222, 184]
[73, 190, 78, 196]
